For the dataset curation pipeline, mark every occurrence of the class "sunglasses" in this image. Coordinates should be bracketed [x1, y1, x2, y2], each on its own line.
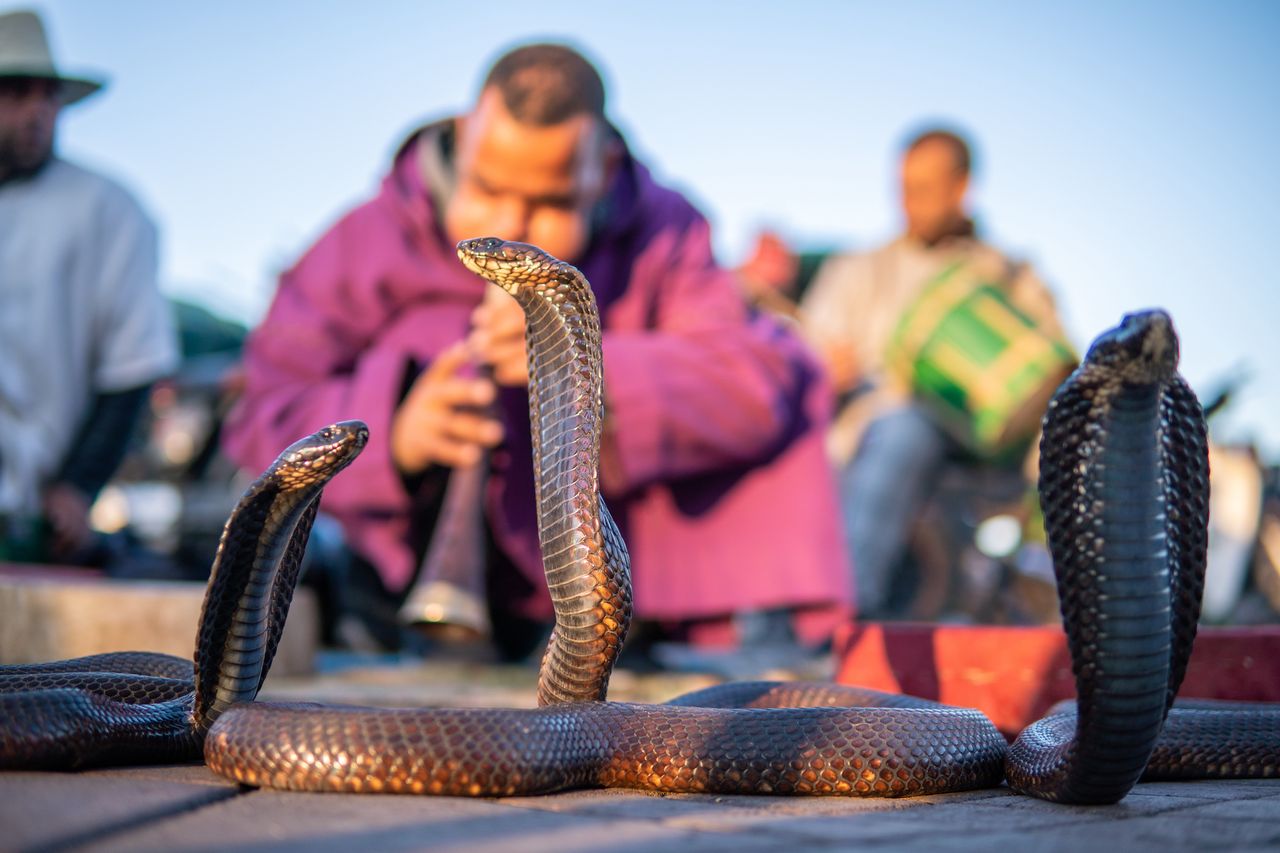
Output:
[0, 76, 62, 100]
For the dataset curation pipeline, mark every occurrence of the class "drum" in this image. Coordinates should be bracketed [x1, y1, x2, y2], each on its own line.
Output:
[885, 262, 1077, 459]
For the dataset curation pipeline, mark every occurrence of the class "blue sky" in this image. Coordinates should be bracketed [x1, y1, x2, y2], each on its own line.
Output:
[26, 1, 1280, 457]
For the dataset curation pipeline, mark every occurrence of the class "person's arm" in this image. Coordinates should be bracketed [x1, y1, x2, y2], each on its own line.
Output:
[597, 217, 822, 495]
[78, 185, 171, 497]
[91, 183, 179, 395]
[54, 384, 150, 499]
[41, 181, 179, 560]
[1005, 263, 1068, 343]
[796, 253, 870, 394]
[41, 385, 150, 559]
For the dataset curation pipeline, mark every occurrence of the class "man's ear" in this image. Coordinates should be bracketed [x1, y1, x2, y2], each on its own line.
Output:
[953, 173, 971, 209]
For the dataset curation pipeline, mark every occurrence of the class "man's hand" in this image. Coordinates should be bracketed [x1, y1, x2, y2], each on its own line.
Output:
[737, 230, 798, 299]
[467, 287, 529, 387]
[822, 342, 862, 394]
[42, 482, 93, 561]
[390, 343, 503, 474]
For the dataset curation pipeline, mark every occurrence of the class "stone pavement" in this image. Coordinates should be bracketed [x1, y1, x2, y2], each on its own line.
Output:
[2, 658, 1278, 852]
[3, 766, 1278, 852]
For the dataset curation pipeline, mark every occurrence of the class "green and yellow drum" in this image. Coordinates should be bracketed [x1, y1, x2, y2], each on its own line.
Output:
[885, 262, 1077, 459]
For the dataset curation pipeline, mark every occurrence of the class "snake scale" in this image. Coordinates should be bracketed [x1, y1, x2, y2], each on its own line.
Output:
[3, 238, 1276, 802]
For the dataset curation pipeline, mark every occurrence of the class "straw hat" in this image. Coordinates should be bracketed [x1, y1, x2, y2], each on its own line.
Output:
[0, 9, 104, 105]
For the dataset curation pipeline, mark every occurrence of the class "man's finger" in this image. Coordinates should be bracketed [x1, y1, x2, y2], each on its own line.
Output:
[470, 295, 526, 340]
[487, 343, 529, 387]
[421, 341, 471, 383]
[467, 324, 523, 358]
[430, 435, 489, 468]
[443, 412, 504, 447]
[431, 375, 496, 409]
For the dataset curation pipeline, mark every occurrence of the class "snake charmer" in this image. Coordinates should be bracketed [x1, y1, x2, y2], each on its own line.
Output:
[222, 41, 850, 660]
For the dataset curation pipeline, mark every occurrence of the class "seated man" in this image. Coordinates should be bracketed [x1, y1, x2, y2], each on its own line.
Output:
[799, 128, 1065, 618]
[223, 44, 850, 658]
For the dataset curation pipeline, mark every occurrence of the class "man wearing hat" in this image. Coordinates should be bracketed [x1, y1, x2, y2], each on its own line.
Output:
[0, 9, 177, 563]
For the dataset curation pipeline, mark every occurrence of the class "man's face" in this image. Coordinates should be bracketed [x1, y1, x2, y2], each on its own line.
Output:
[0, 77, 60, 178]
[444, 88, 611, 263]
[900, 140, 968, 244]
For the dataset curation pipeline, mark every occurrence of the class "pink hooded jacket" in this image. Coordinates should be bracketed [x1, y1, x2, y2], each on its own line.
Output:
[223, 123, 853, 631]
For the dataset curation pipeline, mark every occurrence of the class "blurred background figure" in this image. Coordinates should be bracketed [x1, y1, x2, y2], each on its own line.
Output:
[798, 127, 1068, 619]
[223, 43, 849, 665]
[734, 230, 837, 322]
[0, 9, 177, 566]
[735, 229, 801, 318]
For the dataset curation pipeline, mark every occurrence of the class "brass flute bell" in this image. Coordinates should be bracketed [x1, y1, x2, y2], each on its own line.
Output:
[398, 460, 491, 643]
[399, 578, 491, 642]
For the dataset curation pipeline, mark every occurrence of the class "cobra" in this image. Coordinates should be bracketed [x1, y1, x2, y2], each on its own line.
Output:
[5, 241, 1276, 802]
[0, 421, 368, 768]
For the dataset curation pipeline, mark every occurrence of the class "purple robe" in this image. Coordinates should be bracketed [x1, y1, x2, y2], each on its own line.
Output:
[222, 125, 853, 636]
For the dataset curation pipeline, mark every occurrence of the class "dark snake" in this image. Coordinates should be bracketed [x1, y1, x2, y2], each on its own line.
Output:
[0, 422, 367, 768]
[4, 239, 1276, 802]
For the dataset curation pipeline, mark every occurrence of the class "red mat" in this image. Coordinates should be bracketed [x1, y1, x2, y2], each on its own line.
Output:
[834, 622, 1280, 735]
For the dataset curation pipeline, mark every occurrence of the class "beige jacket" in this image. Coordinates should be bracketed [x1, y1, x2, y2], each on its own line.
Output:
[799, 234, 1064, 463]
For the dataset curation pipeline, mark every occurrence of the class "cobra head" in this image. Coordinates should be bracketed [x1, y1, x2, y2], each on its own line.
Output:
[456, 237, 578, 296]
[1082, 309, 1180, 385]
[265, 420, 370, 487]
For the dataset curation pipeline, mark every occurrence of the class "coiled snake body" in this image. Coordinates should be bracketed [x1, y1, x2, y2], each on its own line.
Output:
[4, 240, 1276, 802]
[0, 422, 368, 768]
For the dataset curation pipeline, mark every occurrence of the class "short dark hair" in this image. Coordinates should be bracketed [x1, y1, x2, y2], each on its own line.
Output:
[904, 128, 972, 176]
[482, 43, 606, 126]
